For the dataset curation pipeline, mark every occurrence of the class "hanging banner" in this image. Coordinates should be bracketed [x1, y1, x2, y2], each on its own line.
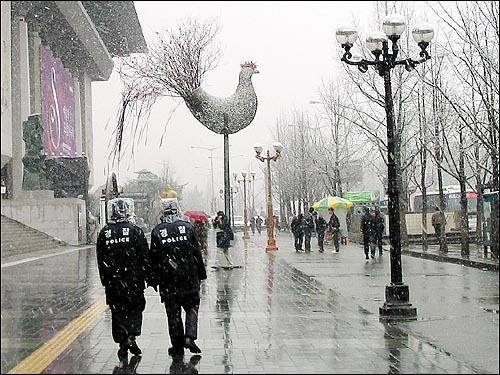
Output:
[41, 46, 76, 158]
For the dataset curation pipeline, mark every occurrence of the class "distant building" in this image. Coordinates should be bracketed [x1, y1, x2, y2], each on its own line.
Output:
[1, 1, 147, 245]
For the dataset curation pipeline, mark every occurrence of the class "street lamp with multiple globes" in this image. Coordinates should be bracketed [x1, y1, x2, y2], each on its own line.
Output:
[253, 142, 284, 251]
[336, 14, 434, 320]
[234, 171, 251, 239]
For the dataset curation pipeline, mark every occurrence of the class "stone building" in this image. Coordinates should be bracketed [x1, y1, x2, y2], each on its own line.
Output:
[1, 1, 147, 245]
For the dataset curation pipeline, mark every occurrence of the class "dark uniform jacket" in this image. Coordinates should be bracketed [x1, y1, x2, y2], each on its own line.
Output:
[373, 214, 385, 236]
[214, 215, 233, 249]
[328, 213, 341, 232]
[150, 220, 207, 300]
[291, 215, 304, 236]
[304, 213, 315, 234]
[315, 216, 327, 234]
[96, 221, 151, 310]
[360, 212, 374, 238]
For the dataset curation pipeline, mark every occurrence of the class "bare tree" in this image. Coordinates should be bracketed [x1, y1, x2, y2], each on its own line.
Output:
[425, 1, 499, 256]
[111, 17, 222, 162]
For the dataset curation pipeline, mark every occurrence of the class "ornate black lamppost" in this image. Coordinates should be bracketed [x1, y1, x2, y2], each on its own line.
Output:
[336, 14, 434, 320]
[254, 142, 283, 251]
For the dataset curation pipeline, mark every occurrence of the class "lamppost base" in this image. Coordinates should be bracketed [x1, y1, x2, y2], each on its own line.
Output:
[266, 239, 278, 251]
[379, 284, 417, 321]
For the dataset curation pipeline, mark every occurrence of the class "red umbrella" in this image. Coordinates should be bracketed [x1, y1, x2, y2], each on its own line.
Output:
[183, 210, 209, 222]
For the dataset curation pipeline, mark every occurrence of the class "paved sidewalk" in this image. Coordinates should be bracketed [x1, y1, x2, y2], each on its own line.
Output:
[1, 231, 498, 374]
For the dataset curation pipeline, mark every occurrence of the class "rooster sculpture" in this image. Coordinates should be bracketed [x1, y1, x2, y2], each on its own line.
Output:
[184, 61, 259, 134]
[114, 19, 260, 158]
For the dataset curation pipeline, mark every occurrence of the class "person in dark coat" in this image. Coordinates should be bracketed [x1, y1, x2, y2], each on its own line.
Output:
[290, 213, 305, 251]
[372, 208, 385, 256]
[327, 208, 341, 252]
[213, 210, 235, 268]
[255, 215, 264, 234]
[313, 211, 327, 253]
[96, 198, 152, 361]
[150, 197, 208, 356]
[360, 206, 375, 259]
[303, 207, 315, 252]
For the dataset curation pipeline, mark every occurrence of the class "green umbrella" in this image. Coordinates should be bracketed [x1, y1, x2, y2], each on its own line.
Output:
[312, 196, 353, 210]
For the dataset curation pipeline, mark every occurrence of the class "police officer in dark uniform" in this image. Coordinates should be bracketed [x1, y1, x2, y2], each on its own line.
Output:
[150, 198, 207, 356]
[360, 206, 375, 259]
[96, 198, 152, 361]
[303, 207, 315, 252]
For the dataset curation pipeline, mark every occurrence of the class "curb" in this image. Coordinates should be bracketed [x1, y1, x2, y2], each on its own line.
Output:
[402, 249, 499, 271]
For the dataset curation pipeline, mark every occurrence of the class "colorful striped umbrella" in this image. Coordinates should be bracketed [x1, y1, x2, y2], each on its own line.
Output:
[311, 196, 353, 210]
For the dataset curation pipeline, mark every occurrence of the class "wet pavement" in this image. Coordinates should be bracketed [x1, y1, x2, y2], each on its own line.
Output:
[1, 230, 498, 374]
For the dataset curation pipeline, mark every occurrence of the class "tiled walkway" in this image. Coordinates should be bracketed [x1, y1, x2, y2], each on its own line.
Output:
[1, 231, 498, 374]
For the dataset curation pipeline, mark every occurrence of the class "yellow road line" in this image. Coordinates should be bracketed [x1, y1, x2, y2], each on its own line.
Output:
[8, 296, 108, 374]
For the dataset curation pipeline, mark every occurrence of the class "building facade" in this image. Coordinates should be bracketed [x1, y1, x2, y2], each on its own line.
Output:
[1, 1, 147, 245]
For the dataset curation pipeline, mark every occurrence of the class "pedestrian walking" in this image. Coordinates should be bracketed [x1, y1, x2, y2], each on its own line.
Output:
[313, 211, 327, 252]
[431, 206, 444, 238]
[249, 216, 256, 235]
[213, 210, 235, 268]
[327, 207, 341, 252]
[290, 213, 305, 251]
[149, 197, 207, 356]
[360, 206, 375, 259]
[274, 215, 280, 236]
[373, 208, 385, 256]
[96, 198, 152, 361]
[255, 215, 263, 234]
[192, 219, 209, 268]
[303, 207, 315, 252]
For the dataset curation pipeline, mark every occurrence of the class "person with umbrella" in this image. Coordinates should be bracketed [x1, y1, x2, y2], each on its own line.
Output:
[327, 208, 341, 252]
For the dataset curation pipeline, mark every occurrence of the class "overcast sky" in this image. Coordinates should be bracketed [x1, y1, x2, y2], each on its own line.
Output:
[91, 1, 378, 197]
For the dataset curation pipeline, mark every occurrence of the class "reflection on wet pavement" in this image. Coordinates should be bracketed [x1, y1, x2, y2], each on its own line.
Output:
[1, 231, 496, 374]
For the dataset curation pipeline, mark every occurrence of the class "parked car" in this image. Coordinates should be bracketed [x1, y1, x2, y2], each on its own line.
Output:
[232, 215, 245, 232]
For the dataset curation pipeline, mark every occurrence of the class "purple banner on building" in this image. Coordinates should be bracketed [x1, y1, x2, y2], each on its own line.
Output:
[41, 46, 76, 158]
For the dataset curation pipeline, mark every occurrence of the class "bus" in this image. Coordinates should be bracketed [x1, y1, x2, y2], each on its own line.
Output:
[410, 185, 478, 214]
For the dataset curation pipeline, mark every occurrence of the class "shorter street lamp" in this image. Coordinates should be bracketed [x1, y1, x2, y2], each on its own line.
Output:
[234, 171, 251, 239]
[336, 14, 434, 320]
[253, 142, 284, 251]
[250, 171, 256, 217]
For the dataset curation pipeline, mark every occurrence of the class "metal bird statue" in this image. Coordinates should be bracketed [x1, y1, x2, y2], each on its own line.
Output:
[184, 61, 259, 134]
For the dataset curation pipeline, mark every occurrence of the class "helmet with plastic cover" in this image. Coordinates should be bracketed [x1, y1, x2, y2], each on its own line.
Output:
[161, 197, 183, 223]
[107, 198, 131, 224]
[121, 198, 136, 224]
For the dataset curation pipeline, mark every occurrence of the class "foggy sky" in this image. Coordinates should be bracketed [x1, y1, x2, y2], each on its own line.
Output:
[91, 1, 377, 201]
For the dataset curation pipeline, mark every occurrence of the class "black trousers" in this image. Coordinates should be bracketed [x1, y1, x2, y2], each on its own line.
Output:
[374, 232, 383, 253]
[111, 308, 144, 344]
[293, 234, 303, 250]
[317, 231, 325, 251]
[363, 234, 372, 256]
[304, 231, 312, 250]
[164, 292, 201, 349]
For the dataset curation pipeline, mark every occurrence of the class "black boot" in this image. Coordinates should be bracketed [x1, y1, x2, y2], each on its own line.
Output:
[184, 337, 202, 353]
[117, 344, 128, 361]
[125, 336, 142, 355]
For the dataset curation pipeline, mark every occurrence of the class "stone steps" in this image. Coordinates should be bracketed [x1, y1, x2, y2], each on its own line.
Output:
[1, 214, 68, 259]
